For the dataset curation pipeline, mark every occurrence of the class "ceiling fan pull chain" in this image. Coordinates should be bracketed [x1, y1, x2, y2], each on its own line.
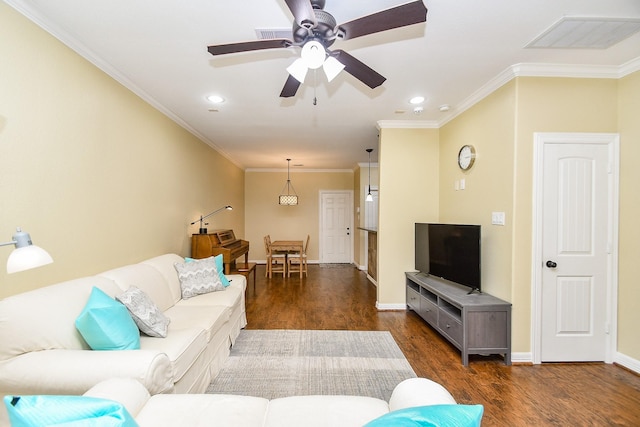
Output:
[313, 68, 318, 105]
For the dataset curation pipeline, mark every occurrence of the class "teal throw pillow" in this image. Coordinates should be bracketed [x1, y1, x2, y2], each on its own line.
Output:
[185, 255, 230, 287]
[364, 404, 484, 427]
[214, 254, 231, 287]
[4, 395, 138, 427]
[75, 287, 140, 350]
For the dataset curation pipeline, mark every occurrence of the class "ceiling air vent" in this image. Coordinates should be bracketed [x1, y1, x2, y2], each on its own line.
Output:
[255, 28, 293, 40]
[526, 17, 640, 49]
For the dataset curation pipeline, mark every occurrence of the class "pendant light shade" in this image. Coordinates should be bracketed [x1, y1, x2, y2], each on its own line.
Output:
[279, 159, 298, 205]
[366, 148, 374, 202]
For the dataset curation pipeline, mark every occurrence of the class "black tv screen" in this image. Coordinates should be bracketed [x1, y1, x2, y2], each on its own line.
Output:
[415, 223, 481, 291]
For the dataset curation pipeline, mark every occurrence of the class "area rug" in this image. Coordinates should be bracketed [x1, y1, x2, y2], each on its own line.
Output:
[206, 329, 416, 401]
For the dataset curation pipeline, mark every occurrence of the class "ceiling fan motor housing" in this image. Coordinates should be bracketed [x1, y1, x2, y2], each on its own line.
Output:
[293, 9, 337, 48]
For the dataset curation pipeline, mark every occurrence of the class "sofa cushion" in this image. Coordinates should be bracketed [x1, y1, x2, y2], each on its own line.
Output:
[140, 254, 185, 305]
[116, 286, 170, 338]
[264, 395, 390, 427]
[75, 287, 140, 351]
[363, 405, 484, 427]
[135, 394, 269, 427]
[98, 264, 176, 313]
[140, 328, 207, 383]
[4, 394, 138, 427]
[0, 277, 122, 360]
[174, 257, 224, 299]
[175, 279, 243, 309]
[163, 305, 230, 343]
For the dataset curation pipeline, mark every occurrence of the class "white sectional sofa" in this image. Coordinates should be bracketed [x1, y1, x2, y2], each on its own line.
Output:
[83, 377, 460, 427]
[0, 253, 247, 425]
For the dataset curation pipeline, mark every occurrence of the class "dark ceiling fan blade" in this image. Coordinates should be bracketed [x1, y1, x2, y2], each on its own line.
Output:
[337, 0, 427, 41]
[331, 50, 386, 89]
[284, 0, 317, 29]
[280, 75, 302, 97]
[208, 39, 292, 56]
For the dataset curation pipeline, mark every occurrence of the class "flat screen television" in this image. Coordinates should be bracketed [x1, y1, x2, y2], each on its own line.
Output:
[415, 223, 481, 293]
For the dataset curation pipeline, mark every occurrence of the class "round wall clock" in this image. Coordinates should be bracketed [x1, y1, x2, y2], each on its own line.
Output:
[457, 145, 476, 170]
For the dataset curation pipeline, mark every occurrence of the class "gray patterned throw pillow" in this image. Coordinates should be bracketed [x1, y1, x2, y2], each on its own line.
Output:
[174, 256, 225, 299]
[116, 286, 170, 338]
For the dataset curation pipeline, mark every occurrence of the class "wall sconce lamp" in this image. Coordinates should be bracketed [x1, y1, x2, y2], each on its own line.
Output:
[190, 205, 233, 234]
[366, 148, 374, 202]
[279, 158, 299, 206]
[1, 228, 53, 274]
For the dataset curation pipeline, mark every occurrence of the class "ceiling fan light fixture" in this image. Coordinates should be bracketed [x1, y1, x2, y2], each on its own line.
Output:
[207, 95, 225, 104]
[287, 58, 308, 83]
[323, 56, 345, 82]
[301, 41, 326, 69]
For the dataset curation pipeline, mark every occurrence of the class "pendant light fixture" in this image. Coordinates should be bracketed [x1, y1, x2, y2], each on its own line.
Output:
[279, 158, 299, 205]
[366, 148, 374, 202]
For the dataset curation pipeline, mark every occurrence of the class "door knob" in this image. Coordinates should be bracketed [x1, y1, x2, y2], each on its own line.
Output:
[546, 260, 557, 268]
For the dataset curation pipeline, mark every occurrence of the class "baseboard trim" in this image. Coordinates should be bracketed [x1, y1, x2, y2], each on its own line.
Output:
[376, 303, 407, 311]
[511, 352, 533, 364]
[614, 352, 640, 374]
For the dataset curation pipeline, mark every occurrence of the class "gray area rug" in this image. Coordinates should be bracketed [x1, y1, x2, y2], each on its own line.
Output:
[207, 330, 416, 401]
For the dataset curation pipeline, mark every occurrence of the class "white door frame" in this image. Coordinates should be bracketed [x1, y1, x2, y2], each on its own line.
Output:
[318, 190, 354, 264]
[531, 132, 619, 364]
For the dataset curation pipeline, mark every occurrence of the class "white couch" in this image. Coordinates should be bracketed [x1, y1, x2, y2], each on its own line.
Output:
[0, 254, 247, 425]
[83, 377, 458, 427]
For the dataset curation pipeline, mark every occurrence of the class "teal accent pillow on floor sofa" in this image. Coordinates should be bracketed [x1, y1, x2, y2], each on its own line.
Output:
[4, 395, 138, 427]
[364, 404, 484, 427]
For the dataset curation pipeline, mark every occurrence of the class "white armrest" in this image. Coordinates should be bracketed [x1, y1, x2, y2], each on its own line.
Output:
[84, 378, 151, 418]
[388, 378, 457, 411]
[0, 349, 174, 396]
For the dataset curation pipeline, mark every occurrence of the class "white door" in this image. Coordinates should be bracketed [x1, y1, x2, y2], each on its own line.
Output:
[534, 133, 618, 363]
[320, 191, 353, 263]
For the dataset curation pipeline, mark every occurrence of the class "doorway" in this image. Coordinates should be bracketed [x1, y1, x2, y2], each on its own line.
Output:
[319, 191, 353, 263]
[532, 133, 619, 363]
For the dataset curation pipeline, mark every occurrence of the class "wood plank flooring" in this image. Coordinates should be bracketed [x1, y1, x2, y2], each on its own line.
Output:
[244, 264, 640, 426]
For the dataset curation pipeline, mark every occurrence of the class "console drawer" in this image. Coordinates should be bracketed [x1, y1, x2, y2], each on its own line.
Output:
[438, 310, 462, 347]
[420, 297, 438, 325]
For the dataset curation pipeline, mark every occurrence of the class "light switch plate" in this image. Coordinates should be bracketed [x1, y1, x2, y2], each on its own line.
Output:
[492, 211, 506, 226]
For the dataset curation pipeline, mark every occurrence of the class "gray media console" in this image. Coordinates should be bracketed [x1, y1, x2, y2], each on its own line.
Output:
[405, 272, 512, 366]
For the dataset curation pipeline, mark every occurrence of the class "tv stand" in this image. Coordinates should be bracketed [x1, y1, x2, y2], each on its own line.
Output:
[406, 272, 511, 366]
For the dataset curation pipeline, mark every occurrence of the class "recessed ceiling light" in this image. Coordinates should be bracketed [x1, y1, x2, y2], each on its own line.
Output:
[409, 96, 425, 105]
[439, 104, 451, 112]
[207, 95, 225, 104]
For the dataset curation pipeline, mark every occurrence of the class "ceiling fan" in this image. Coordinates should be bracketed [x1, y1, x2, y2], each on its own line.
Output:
[207, 0, 428, 97]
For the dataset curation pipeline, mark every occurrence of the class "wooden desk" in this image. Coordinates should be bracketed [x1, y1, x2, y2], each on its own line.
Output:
[270, 240, 304, 278]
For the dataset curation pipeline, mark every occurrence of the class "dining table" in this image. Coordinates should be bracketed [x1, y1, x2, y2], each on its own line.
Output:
[270, 240, 304, 278]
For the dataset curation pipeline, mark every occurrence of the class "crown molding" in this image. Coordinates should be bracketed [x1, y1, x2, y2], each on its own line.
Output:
[438, 57, 640, 127]
[376, 120, 439, 129]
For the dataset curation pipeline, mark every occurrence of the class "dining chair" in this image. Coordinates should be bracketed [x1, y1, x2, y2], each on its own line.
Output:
[287, 234, 310, 278]
[264, 235, 285, 278]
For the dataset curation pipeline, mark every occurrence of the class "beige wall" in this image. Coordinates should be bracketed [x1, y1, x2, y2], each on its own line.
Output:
[244, 170, 353, 263]
[0, 4, 244, 298]
[617, 71, 640, 360]
[439, 81, 517, 302]
[377, 127, 439, 307]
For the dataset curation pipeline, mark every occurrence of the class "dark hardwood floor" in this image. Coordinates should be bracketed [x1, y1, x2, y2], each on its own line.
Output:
[244, 264, 640, 426]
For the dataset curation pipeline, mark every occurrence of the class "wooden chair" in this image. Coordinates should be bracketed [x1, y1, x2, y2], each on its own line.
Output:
[288, 235, 310, 278]
[264, 236, 285, 278]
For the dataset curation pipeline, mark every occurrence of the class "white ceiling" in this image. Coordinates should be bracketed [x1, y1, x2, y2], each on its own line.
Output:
[6, 0, 640, 170]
